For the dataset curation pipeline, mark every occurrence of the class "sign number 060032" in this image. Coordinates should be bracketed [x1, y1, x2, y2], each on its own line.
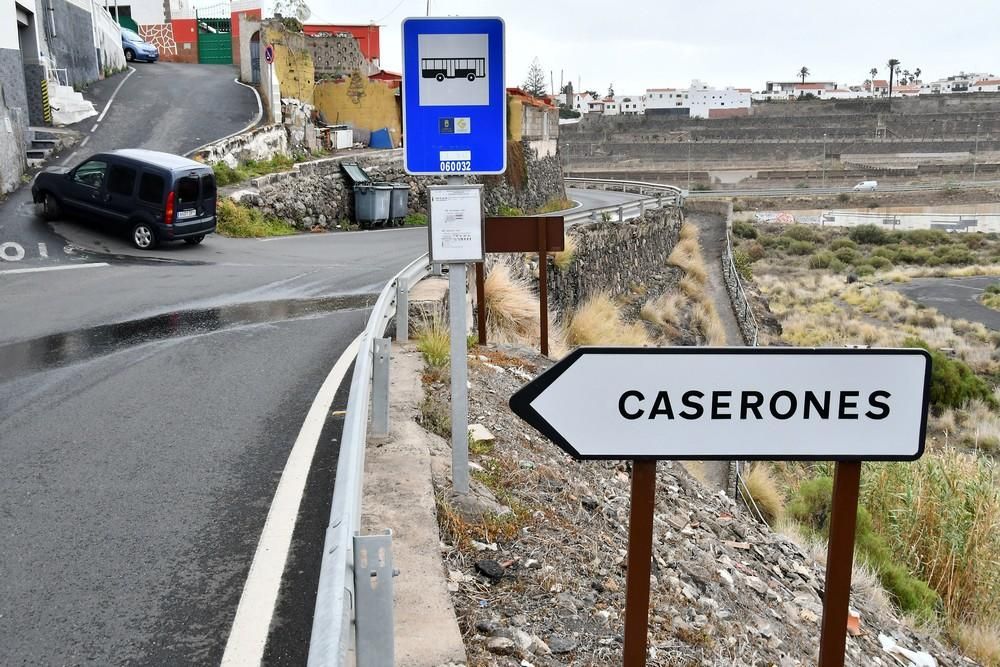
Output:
[440, 160, 472, 172]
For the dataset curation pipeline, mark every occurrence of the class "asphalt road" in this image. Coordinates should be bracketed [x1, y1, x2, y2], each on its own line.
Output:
[892, 275, 1000, 330]
[0, 62, 432, 665]
[0, 62, 258, 272]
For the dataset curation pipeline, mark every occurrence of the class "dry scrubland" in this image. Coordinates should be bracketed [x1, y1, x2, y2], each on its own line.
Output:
[732, 220, 1000, 665]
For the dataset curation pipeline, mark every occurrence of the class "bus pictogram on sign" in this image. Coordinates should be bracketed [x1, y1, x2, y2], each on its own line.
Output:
[421, 57, 486, 82]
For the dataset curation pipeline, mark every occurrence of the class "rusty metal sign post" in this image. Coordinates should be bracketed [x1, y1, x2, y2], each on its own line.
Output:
[509, 348, 931, 667]
[474, 215, 565, 356]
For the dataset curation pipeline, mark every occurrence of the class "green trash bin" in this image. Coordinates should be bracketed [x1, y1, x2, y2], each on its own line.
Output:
[353, 183, 392, 229]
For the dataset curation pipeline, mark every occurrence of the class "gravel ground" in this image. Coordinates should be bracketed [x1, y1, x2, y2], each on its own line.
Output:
[426, 346, 979, 667]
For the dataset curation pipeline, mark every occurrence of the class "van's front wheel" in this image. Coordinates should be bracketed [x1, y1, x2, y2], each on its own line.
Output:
[131, 222, 157, 250]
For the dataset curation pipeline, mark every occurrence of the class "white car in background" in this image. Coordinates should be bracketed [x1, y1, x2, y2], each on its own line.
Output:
[853, 180, 878, 192]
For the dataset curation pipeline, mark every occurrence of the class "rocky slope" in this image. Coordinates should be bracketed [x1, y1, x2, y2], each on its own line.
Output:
[428, 347, 978, 667]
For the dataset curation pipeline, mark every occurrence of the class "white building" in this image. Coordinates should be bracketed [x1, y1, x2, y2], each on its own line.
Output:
[921, 72, 995, 95]
[971, 78, 1000, 93]
[571, 92, 597, 113]
[645, 81, 750, 118]
[614, 94, 644, 115]
[601, 97, 618, 115]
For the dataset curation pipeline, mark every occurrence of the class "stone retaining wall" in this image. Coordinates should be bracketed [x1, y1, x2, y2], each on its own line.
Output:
[193, 125, 289, 168]
[546, 207, 682, 314]
[237, 141, 566, 230]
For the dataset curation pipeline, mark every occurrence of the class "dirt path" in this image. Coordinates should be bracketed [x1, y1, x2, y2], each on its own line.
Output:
[686, 211, 744, 346]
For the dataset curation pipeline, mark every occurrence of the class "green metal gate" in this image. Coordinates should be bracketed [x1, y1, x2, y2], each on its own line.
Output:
[196, 14, 232, 64]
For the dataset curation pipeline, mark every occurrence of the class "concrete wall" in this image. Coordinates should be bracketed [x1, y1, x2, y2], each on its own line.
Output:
[313, 74, 399, 139]
[0, 47, 28, 194]
[93, 5, 126, 74]
[546, 207, 682, 314]
[237, 13, 259, 83]
[45, 0, 99, 87]
[472, 140, 565, 214]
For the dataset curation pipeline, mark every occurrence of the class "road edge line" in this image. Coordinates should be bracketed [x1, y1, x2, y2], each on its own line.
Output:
[0, 262, 110, 276]
[220, 333, 363, 666]
[96, 66, 136, 124]
[185, 79, 264, 158]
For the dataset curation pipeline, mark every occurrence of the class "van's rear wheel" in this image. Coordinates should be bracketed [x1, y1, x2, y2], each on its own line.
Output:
[131, 222, 157, 250]
[184, 235, 205, 245]
[41, 193, 61, 221]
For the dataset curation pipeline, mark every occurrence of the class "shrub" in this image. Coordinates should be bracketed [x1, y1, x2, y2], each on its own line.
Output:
[903, 338, 997, 411]
[903, 229, 950, 246]
[758, 234, 784, 249]
[734, 250, 754, 280]
[849, 224, 890, 245]
[934, 245, 976, 266]
[552, 234, 577, 270]
[808, 251, 836, 269]
[733, 220, 758, 239]
[484, 259, 565, 354]
[836, 192, 851, 203]
[568, 293, 650, 347]
[872, 246, 900, 261]
[830, 237, 857, 251]
[216, 200, 296, 237]
[497, 204, 525, 216]
[784, 225, 818, 242]
[788, 240, 816, 256]
[897, 246, 933, 265]
[415, 312, 450, 368]
[867, 202, 880, 209]
[855, 263, 876, 276]
[868, 256, 893, 270]
[740, 463, 784, 524]
[403, 212, 427, 226]
[745, 241, 766, 262]
[834, 246, 863, 264]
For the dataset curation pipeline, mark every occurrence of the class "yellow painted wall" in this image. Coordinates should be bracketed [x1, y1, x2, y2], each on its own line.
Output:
[262, 25, 315, 104]
[507, 96, 523, 141]
[313, 77, 401, 144]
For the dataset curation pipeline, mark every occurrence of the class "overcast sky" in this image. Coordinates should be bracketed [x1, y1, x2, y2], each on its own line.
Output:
[303, 0, 998, 93]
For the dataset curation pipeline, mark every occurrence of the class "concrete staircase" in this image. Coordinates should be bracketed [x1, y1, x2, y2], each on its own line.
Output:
[48, 84, 97, 126]
[26, 128, 76, 167]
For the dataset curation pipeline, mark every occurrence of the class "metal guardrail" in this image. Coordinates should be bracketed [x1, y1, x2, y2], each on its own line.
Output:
[308, 253, 432, 667]
[722, 230, 760, 347]
[563, 176, 684, 224]
[686, 179, 1000, 198]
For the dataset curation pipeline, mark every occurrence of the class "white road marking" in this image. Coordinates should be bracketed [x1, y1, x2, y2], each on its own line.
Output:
[80, 136, 89, 147]
[96, 66, 136, 123]
[220, 333, 363, 667]
[90, 123, 100, 133]
[38, 242, 48, 258]
[0, 242, 26, 261]
[0, 262, 109, 275]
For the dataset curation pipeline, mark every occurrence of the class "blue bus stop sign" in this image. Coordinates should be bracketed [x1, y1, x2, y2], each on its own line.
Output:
[401, 17, 506, 176]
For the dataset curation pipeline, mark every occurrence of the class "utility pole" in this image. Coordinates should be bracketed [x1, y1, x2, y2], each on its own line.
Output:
[822, 132, 827, 187]
[973, 123, 981, 181]
[425, 0, 430, 16]
[687, 138, 692, 191]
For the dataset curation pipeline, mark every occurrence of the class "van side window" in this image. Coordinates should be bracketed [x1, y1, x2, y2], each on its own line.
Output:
[107, 165, 137, 196]
[138, 172, 165, 204]
[72, 160, 108, 189]
[177, 176, 199, 204]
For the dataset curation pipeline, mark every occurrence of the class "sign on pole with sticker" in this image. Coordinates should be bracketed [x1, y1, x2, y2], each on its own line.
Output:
[401, 17, 506, 175]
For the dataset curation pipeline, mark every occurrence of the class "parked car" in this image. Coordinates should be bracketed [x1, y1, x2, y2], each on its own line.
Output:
[853, 180, 878, 192]
[121, 28, 159, 63]
[32, 149, 217, 250]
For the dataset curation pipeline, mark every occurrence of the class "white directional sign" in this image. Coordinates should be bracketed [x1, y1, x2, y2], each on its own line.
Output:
[509, 348, 931, 461]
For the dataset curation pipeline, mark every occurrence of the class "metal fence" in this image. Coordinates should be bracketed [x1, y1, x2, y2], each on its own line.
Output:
[562, 176, 684, 224]
[721, 230, 760, 347]
[308, 253, 431, 667]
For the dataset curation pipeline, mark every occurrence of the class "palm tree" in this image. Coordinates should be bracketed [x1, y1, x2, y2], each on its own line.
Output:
[914, 67, 922, 82]
[887, 58, 901, 97]
[869, 68, 878, 93]
[799, 66, 810, 84]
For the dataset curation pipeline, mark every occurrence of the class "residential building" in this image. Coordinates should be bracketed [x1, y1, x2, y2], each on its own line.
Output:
[645, 80, 750, 119]
[571, 92, 597, 113]
[921, 72, 995, 94]
[644, 88, 685, 115]
[615, 94, 645, 115]
[586, 98, 605, 114]
[972, 78, 1000, 93]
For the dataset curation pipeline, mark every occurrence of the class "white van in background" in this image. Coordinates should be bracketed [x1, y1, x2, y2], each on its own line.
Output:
[853, 180, 878, 192]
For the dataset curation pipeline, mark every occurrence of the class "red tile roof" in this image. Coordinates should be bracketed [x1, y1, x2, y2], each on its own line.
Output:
[974, 79, 1000, 86]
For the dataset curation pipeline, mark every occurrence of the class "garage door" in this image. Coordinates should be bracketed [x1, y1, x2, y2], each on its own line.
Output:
[197, 16, 232, 64]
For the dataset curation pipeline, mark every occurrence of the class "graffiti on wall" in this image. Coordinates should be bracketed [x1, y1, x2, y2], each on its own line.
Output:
[139, 24, 178, 55]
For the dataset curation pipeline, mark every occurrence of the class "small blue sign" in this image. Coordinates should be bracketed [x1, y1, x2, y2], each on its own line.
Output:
[401, 17, 506, 175]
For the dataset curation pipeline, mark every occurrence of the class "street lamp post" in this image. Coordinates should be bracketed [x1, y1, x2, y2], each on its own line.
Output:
[973, 123, 981, 181]
[822, 133, 827, 188]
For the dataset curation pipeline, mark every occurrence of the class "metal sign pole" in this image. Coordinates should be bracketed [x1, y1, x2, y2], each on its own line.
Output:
[623, 460, 656, 666]
[475, 262, 487, 346]
[449, 260, 469, 494]
[817, 461, 862, 667]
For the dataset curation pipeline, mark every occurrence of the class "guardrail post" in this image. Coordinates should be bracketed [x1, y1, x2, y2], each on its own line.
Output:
[395, 280, 409, 343]
[618, 206, 624, 223]
[658, 194, 663, 209]
[640, 199, 646, 216]
[353, 530, 397, 667]
[372, 338, 391, 437]
[591, 210, 599, 223]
